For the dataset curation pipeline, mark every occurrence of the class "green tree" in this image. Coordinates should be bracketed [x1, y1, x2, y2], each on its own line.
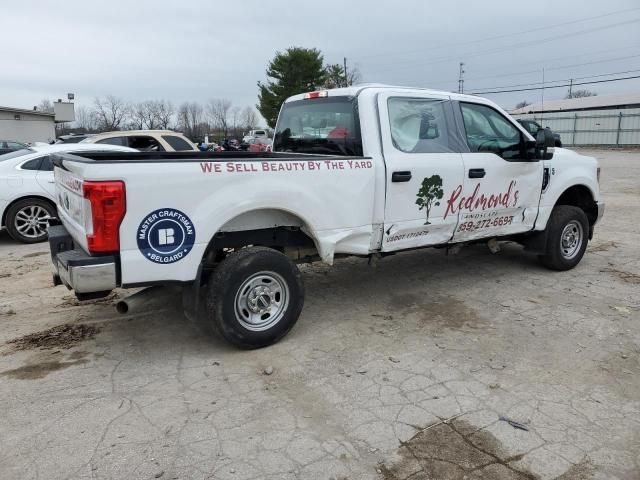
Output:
[324, 63, 362, 89]
[257, 47, 327, 128]
[416, 175, 444, 225]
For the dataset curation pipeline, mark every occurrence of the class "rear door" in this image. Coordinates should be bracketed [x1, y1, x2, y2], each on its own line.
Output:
[378, 92, 466, 251]
[452, 101, 543, 242]
[35, 155, 56, 198]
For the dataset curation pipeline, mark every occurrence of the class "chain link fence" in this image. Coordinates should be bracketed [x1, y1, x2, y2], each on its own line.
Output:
[512, 108, 640, 146]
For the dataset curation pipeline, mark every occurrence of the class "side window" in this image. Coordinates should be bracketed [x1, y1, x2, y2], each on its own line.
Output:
[96, 136, 127, 146]
[388, 97, 453, 153]
[20, 157, 44, 170]
[460, 103, 521, 159]
[162, 135, 194, 151]
[39, 156, 53, 171]
[128, 136, 164, 152]
[7, 142, 25, 149]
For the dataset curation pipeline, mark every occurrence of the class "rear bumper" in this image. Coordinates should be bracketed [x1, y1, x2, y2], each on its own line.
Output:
[48, 225, 118, 299]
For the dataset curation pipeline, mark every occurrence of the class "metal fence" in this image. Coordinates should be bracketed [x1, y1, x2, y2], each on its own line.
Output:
[512, 108, 640, 146]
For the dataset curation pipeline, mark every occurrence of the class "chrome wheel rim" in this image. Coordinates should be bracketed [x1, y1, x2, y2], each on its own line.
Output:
[14, 205, 51, 239]
[560, 221, 583, 260]
[234, 271, 289, 332]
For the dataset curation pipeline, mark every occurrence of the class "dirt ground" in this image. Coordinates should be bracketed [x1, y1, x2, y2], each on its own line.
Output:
[0, 148, 638, 480]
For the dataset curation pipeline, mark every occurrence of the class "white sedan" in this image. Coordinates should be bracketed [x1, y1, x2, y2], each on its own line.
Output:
[0, 143, 136, 243]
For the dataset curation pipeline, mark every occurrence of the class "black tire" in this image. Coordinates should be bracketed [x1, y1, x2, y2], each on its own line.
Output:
[204, 246, 305, 348]
[555, 140, 562, 148]
[538, 205, 589, 271]
[5, 198, 56, 244]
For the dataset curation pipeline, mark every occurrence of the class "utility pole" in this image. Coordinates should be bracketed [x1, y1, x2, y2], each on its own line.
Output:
[568, 78, 574, 99]
[343, 57, 348, 87]
[458, 62, 465, 93]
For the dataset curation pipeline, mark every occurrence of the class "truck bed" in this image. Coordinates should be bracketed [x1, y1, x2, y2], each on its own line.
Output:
[52, 150, 367, 164]
[52, 150, 380, 286]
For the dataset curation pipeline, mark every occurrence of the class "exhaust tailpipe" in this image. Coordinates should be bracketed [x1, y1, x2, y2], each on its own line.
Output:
[116, 287, 162, 314]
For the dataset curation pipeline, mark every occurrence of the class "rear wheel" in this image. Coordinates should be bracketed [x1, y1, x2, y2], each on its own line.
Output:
[204, 246, 305, 348]
[538, 205, 588, 271]
[5, 198, 56, 243]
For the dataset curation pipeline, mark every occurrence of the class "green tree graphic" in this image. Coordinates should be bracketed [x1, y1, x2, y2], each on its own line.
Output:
[416, 175, 444, 225]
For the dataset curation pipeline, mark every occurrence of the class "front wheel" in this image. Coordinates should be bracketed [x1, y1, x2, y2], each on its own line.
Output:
[204, 247, 305, 348]
[538, 205, 589, 271]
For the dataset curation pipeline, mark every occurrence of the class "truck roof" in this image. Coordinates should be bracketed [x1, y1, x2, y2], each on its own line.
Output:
[284, 84, 483, 103]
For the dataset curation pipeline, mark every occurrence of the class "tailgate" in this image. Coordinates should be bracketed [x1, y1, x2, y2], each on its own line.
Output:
[54, 166, 90, 251]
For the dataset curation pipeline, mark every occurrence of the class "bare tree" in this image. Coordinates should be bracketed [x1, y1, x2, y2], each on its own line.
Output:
[207, 99, 232, 137]
[93, 95, 130, 131]
[566, 89, 597, 99]
[515, 100, 531, 109]
[241, 106, 259, 131]
[74, 106, 96, 131]
[178, 101, 204, 139]
[155, 100, 175, 129]
[37, 99, 54, 112]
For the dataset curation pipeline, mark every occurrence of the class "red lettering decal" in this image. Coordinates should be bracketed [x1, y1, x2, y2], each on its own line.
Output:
[200, 162, 212, 173]
[444, 185, 463, 219]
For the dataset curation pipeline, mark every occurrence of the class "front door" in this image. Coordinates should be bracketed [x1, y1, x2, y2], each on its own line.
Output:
[452, 101, 543, 242]
[378, 92, 465, 251]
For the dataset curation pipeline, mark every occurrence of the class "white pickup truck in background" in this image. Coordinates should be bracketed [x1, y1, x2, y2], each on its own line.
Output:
[48, 85, 604, 348]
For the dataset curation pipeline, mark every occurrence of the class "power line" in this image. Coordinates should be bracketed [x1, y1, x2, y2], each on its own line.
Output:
[424, 52, 640, 89]
[469, 75, 640, 95]
[362, 18, 640, 73]
[469, 68, 640, 91]
[358, 6, 640, 61]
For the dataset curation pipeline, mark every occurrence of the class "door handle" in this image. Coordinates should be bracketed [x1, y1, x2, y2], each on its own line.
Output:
[468, 168, 486, 179]
[392, 171, 412, 182]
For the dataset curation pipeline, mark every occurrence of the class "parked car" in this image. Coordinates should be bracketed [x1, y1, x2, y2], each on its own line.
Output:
[49, 85, 602, 348]
[80, 130, 198, 152]
[247, 137, 273, 152]
[56, 133, 94, 144]
[0, 143, 136, 243]
[242, 130, 269, 143]
[517, 119, 562, 147]
[0, 140, 29, 155]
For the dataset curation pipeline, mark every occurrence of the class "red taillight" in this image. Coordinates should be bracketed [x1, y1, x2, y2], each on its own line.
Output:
[303, 90, 328, 99]
[83, 181, 126, 253]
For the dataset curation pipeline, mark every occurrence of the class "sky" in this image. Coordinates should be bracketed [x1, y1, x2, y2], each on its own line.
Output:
[2, 0, 640, 124]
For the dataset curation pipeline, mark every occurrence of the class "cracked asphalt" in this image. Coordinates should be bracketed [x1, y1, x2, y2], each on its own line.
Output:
[0, 148, 639, 480]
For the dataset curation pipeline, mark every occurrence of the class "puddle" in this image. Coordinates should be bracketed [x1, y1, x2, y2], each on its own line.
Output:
[0, 351, 89, 380]
[379, 419, 534, 479]
[22, 251, 48, 259]
[588, 241, 618, 253]
[600, 267, 640, 285]
[389, 293, 481, 331]
[6, 324, 100, 352]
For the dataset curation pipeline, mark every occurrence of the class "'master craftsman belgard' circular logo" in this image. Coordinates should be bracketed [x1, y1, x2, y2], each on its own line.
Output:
[137, 208, 196, 264]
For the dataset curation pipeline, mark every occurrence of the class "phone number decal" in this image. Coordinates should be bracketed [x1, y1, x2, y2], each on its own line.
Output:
[457, 215, 514, 232]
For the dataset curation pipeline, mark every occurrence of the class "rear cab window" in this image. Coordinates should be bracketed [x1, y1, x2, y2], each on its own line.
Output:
[274, 96, 363, 156]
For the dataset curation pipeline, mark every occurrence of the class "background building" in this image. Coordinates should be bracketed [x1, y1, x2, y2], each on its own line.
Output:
[511, 93, 640, 147]
[0, 101, 75, 143]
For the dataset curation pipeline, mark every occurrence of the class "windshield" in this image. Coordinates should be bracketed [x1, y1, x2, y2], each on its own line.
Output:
[273, 97, 363, 156]
[0, 148, 35, 161]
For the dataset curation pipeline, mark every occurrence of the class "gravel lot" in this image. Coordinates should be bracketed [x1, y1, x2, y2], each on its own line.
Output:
[1, 148, 638, 480]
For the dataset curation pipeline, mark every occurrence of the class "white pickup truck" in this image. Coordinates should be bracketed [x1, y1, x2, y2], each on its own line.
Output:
[49, 85, 604, 348]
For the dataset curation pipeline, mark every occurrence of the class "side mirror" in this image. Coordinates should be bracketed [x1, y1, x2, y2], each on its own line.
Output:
[535, 128, 555, 160]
